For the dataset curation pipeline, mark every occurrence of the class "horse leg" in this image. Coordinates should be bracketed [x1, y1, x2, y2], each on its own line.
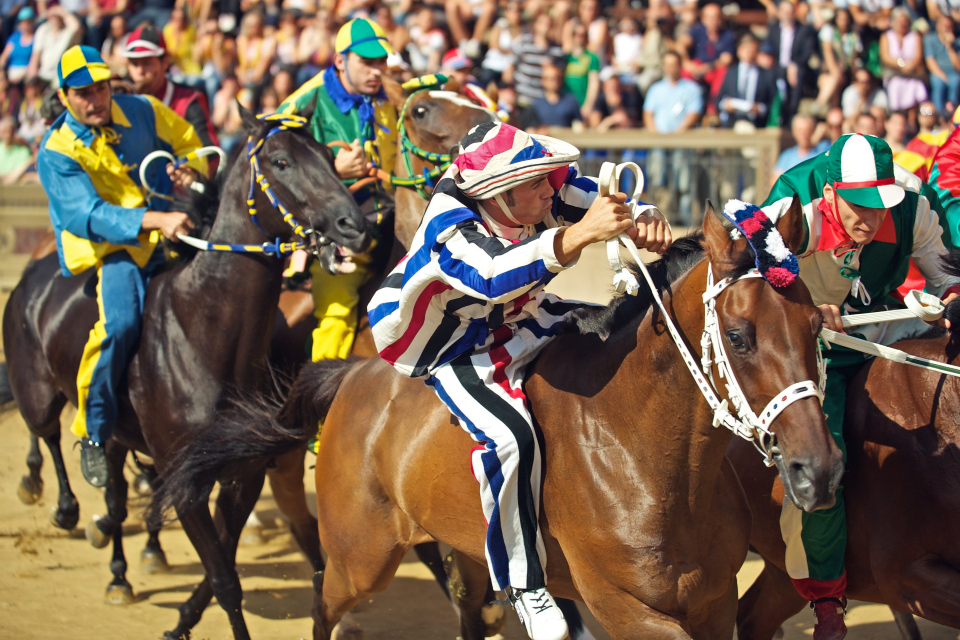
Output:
[167, 471, 265, 640]
[17, 433, 43, 504]
[443, 549, 505, 640]
[894, 555, 960, 628]
[267, 445, 324, 571]
[736, 561, 807, 640]
[578, 582, 693, 640]
[891, 609, 922, 640]
[95, 441, 138, 605]
[141, 519, 170, 574]
[414, 541, 449, 599]
[43, 427, 80, 530]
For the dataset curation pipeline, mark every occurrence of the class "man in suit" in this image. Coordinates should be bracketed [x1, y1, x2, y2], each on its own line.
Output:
[764, 0, 818, 121]
[716, 32, 776, 127]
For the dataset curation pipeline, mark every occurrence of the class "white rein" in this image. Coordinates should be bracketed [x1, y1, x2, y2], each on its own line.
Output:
[599, 163, 824, 466]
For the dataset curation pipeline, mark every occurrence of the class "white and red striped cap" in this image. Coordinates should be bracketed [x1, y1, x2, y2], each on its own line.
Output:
[122, 25, 167, 58]
[451, 122, 579, 200]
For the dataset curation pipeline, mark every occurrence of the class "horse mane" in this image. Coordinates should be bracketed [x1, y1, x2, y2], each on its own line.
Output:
[570, 229, 758, 340]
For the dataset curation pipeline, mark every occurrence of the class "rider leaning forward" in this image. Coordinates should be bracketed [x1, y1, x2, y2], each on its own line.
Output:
[762, 133, 960, 639]
[279, 18, 398, 367]
[36, 45, 206, 487]
[369, 121, 671, 640]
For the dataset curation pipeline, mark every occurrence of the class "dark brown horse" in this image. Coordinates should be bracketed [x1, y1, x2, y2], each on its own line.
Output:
[3, 104, 370, 639]
[731, 266, 960, 639]
[156, 199, 844, 639]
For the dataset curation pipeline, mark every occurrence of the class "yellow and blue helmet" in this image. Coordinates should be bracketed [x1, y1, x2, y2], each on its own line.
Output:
[57, 45, 112, 89]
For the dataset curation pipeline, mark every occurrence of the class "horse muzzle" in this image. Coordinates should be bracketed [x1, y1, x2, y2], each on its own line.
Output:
[777, 447, 844, 512]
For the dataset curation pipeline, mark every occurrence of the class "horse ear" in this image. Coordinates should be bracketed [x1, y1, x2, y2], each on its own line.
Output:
[239, 100, 260, 136]
[382, 75, 407, 110]
[702, 200, 735, 261]
[444, 75, 461, 94]
[774, 196, 806, 255]
[297, 93, 319, 122]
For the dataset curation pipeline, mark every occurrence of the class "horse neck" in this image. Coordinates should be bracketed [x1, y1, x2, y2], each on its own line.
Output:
[614, 260, 735, 513]
[174, 161, 284, 332]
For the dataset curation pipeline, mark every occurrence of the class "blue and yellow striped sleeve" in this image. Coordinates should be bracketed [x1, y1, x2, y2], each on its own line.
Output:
[145, 95, 208, 175]
[37, 146, 145, 246]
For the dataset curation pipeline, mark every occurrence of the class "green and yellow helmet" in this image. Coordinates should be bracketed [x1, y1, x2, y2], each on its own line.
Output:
[335, 18, 394, 59]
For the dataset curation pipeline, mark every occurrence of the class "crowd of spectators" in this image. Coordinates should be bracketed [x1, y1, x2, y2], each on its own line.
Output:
[3, 0, 960, 193]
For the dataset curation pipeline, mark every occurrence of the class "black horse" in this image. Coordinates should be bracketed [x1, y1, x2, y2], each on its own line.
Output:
[2, 103, 370, 640]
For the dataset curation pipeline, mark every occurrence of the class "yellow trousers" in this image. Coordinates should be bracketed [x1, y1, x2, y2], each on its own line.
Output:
[309, 256, 373, 362]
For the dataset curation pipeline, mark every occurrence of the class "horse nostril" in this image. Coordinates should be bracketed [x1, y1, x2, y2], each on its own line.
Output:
[335, 216, 362, 236]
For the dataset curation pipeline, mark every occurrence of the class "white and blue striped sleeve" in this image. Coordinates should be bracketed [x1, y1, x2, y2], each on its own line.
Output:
[554, 162, 599, 226]
[435, 220, 571, 304]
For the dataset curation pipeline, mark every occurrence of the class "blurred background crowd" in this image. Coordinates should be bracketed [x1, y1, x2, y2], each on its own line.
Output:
[1, 0, 958, 211]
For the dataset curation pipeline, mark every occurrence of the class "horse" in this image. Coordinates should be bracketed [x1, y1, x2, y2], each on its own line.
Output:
[154, 198, 844, 639]
[730, 253, 960, 639]
[3, 103, 370, 640]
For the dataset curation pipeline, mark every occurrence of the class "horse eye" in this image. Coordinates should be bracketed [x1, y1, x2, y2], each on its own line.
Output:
[727, 332, 745, 349]
[413, 106, 427, 119]
[273, 158, 289, 170]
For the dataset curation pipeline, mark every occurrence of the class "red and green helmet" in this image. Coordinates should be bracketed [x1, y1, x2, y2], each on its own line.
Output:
[827, 133, 905, 209]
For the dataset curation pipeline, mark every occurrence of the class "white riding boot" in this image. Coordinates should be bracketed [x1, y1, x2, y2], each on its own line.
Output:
[510, 587, 569, 640]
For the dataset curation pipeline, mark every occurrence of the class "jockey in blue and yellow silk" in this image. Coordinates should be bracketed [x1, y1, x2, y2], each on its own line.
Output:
[36, 45, 206, 487]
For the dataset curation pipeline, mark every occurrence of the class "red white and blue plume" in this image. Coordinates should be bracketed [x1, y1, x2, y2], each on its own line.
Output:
[720, 199, 799, 288]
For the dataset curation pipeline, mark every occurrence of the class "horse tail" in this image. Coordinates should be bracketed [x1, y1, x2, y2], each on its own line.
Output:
[148, 357, 361, 524]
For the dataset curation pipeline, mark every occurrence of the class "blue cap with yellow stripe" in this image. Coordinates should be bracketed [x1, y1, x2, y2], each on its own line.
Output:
[57, 45, 112, 89]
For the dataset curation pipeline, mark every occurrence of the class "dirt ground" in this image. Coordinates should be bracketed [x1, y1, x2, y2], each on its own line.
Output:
[1, 248, 959, 640]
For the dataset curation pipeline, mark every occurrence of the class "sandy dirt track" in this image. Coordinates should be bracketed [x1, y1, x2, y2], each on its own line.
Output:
[1, 247, 959, 639]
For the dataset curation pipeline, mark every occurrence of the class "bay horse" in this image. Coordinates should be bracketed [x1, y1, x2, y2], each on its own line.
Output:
[731, 255, 960, 639]
[3, 103, 370, 640]
[155, 198, 844, 639]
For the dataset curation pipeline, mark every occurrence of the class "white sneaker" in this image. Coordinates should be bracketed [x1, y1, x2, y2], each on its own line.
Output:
[510, 587, 569, 640]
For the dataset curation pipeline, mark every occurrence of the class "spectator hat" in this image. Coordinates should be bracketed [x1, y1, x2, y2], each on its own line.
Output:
[441, 48, 472, 71]
[451, 122, 580, 200]
[57, 45, 112, 89]
[827, 134, 904, 209]
[17, 6, 34, 21]
[123, 25, 168, 58]
[335, 18, 394, 58]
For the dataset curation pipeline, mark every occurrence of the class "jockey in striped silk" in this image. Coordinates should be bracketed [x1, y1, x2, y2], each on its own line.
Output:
[369, 121, 672, 640]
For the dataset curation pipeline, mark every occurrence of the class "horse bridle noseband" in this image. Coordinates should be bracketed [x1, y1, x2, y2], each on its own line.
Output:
[601, 162, 825, 467]
[141, 113, 321, 257]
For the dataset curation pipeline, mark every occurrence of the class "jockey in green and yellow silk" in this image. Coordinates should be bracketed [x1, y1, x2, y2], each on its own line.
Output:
[36, 45, 205, 487]
[278, 18, 398, 367]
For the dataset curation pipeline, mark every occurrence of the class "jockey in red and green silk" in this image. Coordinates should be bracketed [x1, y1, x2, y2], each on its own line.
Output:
[762, 133, 960, 639]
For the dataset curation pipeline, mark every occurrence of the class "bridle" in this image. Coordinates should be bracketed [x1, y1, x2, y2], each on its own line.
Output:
[601, 162, 825, 466]
[141, 113, 322, 257]
[389, 75, 455, 200]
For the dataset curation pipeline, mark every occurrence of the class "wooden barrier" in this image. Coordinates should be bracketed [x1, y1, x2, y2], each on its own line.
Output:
[0, 184, 52, 291]
[545, 127, 782, 206]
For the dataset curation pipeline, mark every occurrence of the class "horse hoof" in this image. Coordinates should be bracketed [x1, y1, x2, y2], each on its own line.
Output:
[163, 631, 190, 640]
[133, 474, 153, 497]
[86, 517, 110, 549]
[239, 525, 265, 546]
[48, 505, 80, 531]
[140, 548, 169, 574]
[772, 628, 785, 640]
[104, 583, 136, 605]
[332, 614, 364, 640]
[481, 602, 507, 637]
[17, 476, 42, 504]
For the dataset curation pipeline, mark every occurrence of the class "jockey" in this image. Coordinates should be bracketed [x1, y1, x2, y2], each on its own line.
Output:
[279, 18, 398, 364]
[762, 133, 960, 639]
[368, 121, 671, 640]
[121, 24, 219, 149]
[36, 45, 205, 487]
